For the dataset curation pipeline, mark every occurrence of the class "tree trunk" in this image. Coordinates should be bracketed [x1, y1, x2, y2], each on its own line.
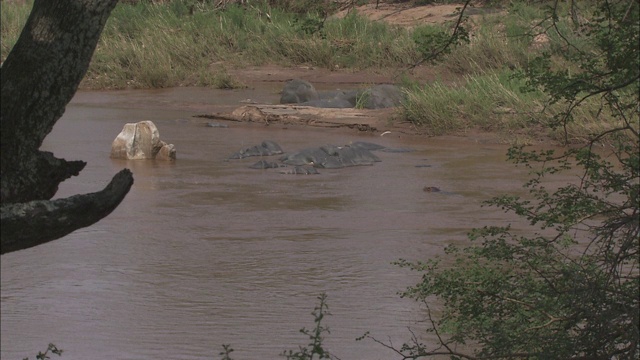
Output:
[0, 0, 134, 254]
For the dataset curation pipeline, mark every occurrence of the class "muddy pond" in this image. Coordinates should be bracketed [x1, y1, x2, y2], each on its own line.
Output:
[1, 85, 533, 360]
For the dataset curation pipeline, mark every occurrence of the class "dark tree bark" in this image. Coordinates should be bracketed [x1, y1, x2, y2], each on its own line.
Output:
[1, 169, 134, 254]
[0, 0, 134, 255]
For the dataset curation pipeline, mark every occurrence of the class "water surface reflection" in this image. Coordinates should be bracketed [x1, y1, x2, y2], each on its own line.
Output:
[1, 86, 528, 360]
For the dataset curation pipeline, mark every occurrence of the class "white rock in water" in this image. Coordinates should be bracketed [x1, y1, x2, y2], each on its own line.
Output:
[110, 120, 176, 160]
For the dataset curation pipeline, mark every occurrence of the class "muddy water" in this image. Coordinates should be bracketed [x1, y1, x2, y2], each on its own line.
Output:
[1, 86, 530, 360]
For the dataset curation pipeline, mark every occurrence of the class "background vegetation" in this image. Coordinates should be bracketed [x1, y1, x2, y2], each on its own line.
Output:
[3, 1, 638, 359]
[1, 0, 419, 89]
[1, 0, 633, 143]
[385, 1, 639, 359]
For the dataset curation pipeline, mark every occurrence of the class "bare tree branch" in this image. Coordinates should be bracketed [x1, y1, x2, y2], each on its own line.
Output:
[1, 169, 134, 254]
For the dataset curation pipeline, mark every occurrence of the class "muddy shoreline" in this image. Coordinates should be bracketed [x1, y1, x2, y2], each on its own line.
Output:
[199, 66, 510, 145]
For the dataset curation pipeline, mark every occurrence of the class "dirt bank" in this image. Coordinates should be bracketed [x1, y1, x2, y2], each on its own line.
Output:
[218, 2, 513, 143]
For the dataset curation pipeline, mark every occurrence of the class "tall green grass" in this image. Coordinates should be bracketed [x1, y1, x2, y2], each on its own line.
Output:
[0, 1, 419, 88]
[401, 71, 546, 138]
[1, 1, 624, 143]
[0, 0, 32, 61]
[397, 1, 630, 143]
[401, 69, 625, 144]
[0, 1, 524, 89]
[87, 1, 254, 88]
[84, 2, 421, 88]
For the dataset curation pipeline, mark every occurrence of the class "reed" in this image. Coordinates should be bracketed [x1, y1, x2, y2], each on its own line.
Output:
[401, 71, 545, 136]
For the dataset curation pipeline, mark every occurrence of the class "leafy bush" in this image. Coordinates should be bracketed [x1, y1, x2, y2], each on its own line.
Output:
[281, 293, 336, 360]
[412, 25, 455, 60]
[384, 1, 639, 358]
[218, 293, 336, 360]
